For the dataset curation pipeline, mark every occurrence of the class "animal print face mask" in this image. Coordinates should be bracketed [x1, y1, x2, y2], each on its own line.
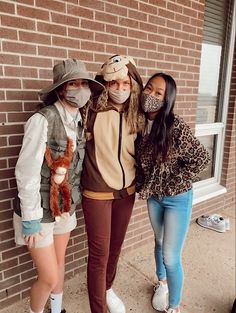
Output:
[141, 93, 164, 112]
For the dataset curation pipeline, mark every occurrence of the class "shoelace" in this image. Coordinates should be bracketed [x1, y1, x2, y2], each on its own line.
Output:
[206, 215, 223, 224]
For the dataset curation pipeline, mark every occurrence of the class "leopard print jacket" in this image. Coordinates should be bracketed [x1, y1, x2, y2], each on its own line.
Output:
[135, 115, 210, 200]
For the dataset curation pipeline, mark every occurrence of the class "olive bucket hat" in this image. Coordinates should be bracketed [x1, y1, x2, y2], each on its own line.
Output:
[39, 59, 104, 102]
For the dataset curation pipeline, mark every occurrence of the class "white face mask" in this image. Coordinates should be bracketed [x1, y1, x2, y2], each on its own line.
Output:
[108, 89, 130, 104]
[64, 88, 91, 108]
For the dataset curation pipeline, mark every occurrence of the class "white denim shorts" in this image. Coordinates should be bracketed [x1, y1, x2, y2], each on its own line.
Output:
[13, 212, 77, 248]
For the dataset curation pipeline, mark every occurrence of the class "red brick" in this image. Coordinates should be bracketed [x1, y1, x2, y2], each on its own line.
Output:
[167, 2, 183, 13]
[183, 6, 198, 18]
[119, 17, 139, 28]
[0, 1, 15, 13]
[81, 19, 105, 32]
[128, 9, 147, 21]
[0, 113, 6, 123]
[2, 41, 36, 55]
[95, 11, 118, 24]
[0, 294, 20, 309]
[148, 15, 166, 26]
[0, 189, 17, 201]
[94, 53, 110, 64]
[80, 0, 105, 11]
[0, 238, 16, 253]
[37, 22, 67, 36]
[8, 278, 35, 297]
[95, 33, 117, 45]
[128, 29, 147, 40]
[67, 4, 93, 19]
[39, 46, 68, 58]
[17, 4, 49, 20]
[140, 21, 157, 32]
[20, 268, 37, 281]
[16, 0, 34, 4]
[0, 78, 21, 90]
[0, 180, 8, 191]
[7, 112, 32, 123]
[149, 0, 166, 6]
[118, 37, 138, 48]
[0, 219, 13, 232]
[105, 45, 127, 56]
[22, 79, 47, 91]
[35, 0, 66, 12]
[105, 3, 127, 16]
[5, 66, 38, 78]
[81, 40, 105, 52]
[52, 36, 80, 49]
[4, 261, 34, 279]
[159, 8, 175, 19]
[0, 91, 5, 100]
[118, 0, 138, 9]
[0, 258, 18, 271]
[0, 102, 22, 112]
[0, 124, 23, 135]
[68, 28, 94, 40]
[51, 12, 79, 27]
[0, 147, 21, 159]
[68, 51, 94, 62]
[19, 31, 51, 45]
[0, 27, 17, 40]
[9, 179, 16, 189]
[0, 276, 20, 291]
[1, 15, 35, 30]
[128, 48, 146, 58]
[139, 41, 156, 50]
[0, 158, 7, 168]
[6, 91, 37, 101]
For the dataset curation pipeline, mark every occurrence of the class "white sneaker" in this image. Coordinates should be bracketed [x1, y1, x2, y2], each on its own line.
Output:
[152, 281, 168, 311]
[106, 288, 126, 313]
[196, 214, 227, 233]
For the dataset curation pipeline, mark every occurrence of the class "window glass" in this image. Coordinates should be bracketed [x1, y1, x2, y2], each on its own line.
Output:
[194, 135, 216, 182]
[196, 44, 222, 124]
[196, 0, 228, 124]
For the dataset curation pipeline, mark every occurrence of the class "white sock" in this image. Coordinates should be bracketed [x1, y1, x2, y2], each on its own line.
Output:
[30, 308, 44, 313]
[50, 292, 63, 313]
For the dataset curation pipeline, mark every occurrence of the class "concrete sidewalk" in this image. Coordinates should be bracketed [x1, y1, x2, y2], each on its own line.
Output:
[1, 206, 235, 313]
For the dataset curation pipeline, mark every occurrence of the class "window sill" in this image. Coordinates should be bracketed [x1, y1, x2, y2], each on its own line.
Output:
[193, 182, 227, 205]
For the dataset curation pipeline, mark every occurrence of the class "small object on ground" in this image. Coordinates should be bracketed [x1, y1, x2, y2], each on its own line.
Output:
[196, 214, 230, 233]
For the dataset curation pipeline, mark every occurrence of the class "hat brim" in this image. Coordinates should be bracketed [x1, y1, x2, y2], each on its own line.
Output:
[39, 72, 104, 101]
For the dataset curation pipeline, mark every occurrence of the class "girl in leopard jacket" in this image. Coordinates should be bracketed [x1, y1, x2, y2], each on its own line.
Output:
[136, 72, 210, 313]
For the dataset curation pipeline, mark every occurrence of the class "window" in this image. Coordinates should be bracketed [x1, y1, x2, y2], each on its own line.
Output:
[193, 0, 235, 204]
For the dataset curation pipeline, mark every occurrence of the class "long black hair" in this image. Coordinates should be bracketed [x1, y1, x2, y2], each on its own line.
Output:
[145, 72, 176, 162]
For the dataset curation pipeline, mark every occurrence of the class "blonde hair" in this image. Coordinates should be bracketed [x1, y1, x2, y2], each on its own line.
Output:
[92, 76, 145, 134]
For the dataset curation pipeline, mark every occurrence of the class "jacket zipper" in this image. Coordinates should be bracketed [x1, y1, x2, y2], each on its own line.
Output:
[118, 112, 125, 189]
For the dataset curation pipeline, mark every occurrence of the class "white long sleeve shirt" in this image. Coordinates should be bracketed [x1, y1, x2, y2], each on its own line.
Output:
[15, 101, 81, 221]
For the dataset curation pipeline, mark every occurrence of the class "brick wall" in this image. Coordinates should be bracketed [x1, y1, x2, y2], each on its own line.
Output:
[0, 0, 235, 308]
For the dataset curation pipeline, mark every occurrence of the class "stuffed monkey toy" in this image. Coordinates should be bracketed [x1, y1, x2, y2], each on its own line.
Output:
[44, 138, 74, 221]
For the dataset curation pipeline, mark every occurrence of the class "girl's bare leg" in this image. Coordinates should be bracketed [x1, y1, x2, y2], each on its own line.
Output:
[29, 244, 58, 312]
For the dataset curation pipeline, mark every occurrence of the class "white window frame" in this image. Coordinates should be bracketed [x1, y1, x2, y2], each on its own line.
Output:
[193, 1, 236, 205]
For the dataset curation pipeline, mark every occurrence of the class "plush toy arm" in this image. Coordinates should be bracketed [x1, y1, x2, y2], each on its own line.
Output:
[44, 145, 53, 168]
[64, 138, 74, 161]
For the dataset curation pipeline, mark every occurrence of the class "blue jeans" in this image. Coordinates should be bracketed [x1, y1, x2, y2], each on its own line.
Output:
[147, 189, 193, 308]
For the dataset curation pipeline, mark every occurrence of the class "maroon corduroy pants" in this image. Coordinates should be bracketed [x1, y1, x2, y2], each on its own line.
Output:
[82, 194, 135, 313]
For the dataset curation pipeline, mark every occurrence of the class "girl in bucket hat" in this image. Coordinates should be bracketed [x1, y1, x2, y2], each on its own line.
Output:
[13, 59, 104, 313]
[80, 55, 145, 313]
